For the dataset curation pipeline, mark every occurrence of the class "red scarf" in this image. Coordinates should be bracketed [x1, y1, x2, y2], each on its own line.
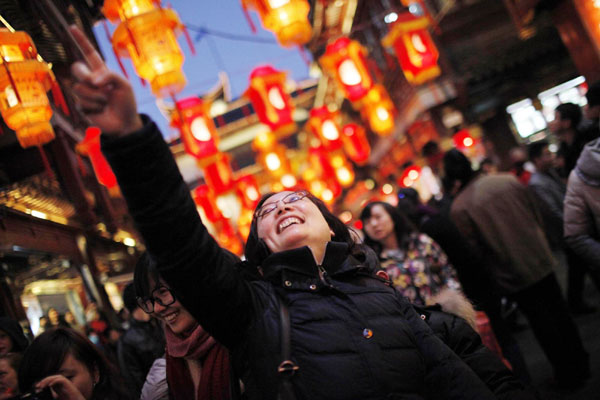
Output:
[165, 324, 230, 400]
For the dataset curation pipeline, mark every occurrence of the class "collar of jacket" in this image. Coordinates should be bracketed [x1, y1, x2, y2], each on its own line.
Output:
[260, 242, 359, 290]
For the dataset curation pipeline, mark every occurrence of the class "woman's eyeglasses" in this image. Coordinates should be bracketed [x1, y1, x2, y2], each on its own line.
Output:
[253, 191, 309, 219]
[136, 286, 176, 314]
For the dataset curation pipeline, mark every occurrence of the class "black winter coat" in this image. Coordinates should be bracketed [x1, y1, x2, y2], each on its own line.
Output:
[102, 118, 505, 400]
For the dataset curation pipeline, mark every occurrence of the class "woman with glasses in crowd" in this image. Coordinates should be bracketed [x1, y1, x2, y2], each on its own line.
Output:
[134, 252, 233, 400]
[69, 26, 532, 400]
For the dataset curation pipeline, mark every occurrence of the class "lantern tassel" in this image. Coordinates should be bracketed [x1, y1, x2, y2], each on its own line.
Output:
[38, 145, 54, 179]
[182, 24, 196, 55]
[242, 6, 257, 33]
[51, 80, 70, 116]
[140, 77, 147, 87]
[103, 21, 129, 78]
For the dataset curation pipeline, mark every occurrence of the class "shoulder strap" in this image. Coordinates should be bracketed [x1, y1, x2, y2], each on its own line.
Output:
[276, 294, 298, 400]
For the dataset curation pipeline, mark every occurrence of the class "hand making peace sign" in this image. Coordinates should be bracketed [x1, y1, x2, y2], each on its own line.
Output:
[69, 26, 142, 137]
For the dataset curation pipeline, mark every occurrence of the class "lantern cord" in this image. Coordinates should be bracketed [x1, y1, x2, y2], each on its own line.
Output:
[186, 24, 278, 44]
[241, 6, 257, 33]
[37, 146, 55, 179]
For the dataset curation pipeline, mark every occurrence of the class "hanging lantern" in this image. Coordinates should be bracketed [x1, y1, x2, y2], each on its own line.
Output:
[171, 97, 219, 160]
[194, 184, 223, 223]
[0, 29, 57, 148]
[241, 0, 312, 47]
[214, 217, 244, 255]
[245, 65, 296, 137]
[381, 13, 440, 85]
[308, 146, 342, 198]
[76, 127, 118, 190]
[257, 143, 292, 179]
[360, 84, 396, 136]
[341, 123, 371, 165]
[320, 37, 374, 102]
[235, 174, 261, 210]
[453, 129, 475, 150]
[398, 165, 422, 188]
[329, 151, 355, 188]
[307, 106, 343, 152]
[103, 0, 187, 97]
[252, 129, 277, 152]
[203, 152, 235, 195]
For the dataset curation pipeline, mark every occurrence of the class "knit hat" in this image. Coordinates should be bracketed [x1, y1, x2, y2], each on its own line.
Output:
[0, 317, 29, 353]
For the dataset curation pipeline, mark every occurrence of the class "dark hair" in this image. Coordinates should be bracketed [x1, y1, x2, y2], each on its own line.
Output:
[121, 283, 138, 313]
[0, 352, 22, 372]
[245, 192, 358, 267]
[528, 140, 549, 162]
[555, 103, 582, 128]
[0, 318, 29, 353]
[422, 141, 440, 157]
[443, 149, 475, 192]
[359, 201, 416, 256]
[18, 328, 130, 400]
[586, 81, 600, 107]
[133, 252, 161, 300]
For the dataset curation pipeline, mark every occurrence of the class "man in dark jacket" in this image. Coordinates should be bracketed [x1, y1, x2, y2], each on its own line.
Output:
[117, 283, 165, 399]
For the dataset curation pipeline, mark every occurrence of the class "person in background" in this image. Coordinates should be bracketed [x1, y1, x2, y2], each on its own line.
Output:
[117, 283, 165, 399]
[584, 81, 600, 129]
[19, 328, 131, 400]
[0, 318, 28, 356]
[0, 353, 21, 400]
[508, 147, 535, 186]
[479, 158, 498, 175]
[48, 308, 69, 329]
[528, 140, 600, 313]
[445, 148, 590, 389]
[65, 311, 85, 334]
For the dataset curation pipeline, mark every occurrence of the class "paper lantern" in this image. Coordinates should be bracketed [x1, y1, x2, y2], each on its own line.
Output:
[203, 153, 235, 195]
[319, 37, 374, 102]
[214, 217, 244, 255]
[257, 144, 291, 178]
[308, 146, 342, 198]
[103, 0, 187, 97]
[171, 97, 219, 160]
[0, 29, 56, 148]
[360, 85, 396, 136]
[341, 123, 371, 165]
[398, 165, 422, 187]
[242, 0, 312, 47]
[382, 13, 440, 85]
[236, 174, 261, 210]
[194, 184, 223, 222]
[307, 106, 343, 151]
[76, 127, 118, 190]
[453, 129, 475, 149]
[245, 65, 295, 137]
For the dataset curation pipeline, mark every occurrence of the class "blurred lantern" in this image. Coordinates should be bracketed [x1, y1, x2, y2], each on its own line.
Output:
[241, 0, 312, 47]
[453, 129, 475, 150]
[329, 151, 355, 188]
[203, 153, 235, 195]
[319, 37, 374, 102]
[308, 146, 342, 198]
[103, 0, 188, 97]
[194, 184, 223, 222]
[0, 29, 64, 148]
[237, 207, 254, 240]
[214, 217, 244, 255]
[171, 97, 219, 160]
[76, 127, 118, 191]
[252, 129, 277, 152]
[307, 106, 343, 151]
[245, 65, 296, 137]
[360, 84, 396, 136]
[398, 165, 422, 187]
[381, 13, 440, 85]
[236, 174, 261, 210]
[257, 143, 292, 179]
[341, 123, 371, 165]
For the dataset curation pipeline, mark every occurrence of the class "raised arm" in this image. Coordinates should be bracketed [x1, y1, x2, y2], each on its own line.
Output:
[69, 27, 255, 346]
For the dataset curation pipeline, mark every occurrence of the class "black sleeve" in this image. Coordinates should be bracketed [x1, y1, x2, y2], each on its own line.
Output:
[101, 116, 256, 347]
[425, 309, 538, 400]
[117, 339, 145, 397]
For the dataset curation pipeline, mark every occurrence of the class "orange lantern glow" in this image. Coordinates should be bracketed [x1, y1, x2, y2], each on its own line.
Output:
[236, 174, 261, 210]
[398, 165, 422, 188]
[194, 184, 223, 222]
[214, 217, 244, 255]
[241, 0, 312, 47]
[319, 37, 374, 102]
[245, 65, 296, 137]
[329, 151, 355, 188]
[382, 13, 440, 85]
[341, 123, 371, 165]
[76, 127, 118, 190]
[103, 0, 187, 97]
[360, 84, 396, 136]
[307, 106, 343, 151]
[171, 97, 219, 160]
[308, 146, 343, 198]
[257, 143, 292, 179]
[203, 153, 235, 195]
[0, 29, 56, 148]
[453, 129, 475, 150]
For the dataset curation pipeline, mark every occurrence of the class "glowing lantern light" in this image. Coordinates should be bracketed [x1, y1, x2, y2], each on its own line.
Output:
[381, 13, 441, 85]
[241, 0, 312, 47]
[258, 144, 291, 178]
[214, 217, 244, 255]
[398, 165, 422, 188]
[319, 37, 374, 102]
[341, 123, 371, 165]
[236, 174, 261, 210]
[281, 174, 297, 188]
[194, 184, 223, 222]
[0, 29, 60, 148]
[203, 153, 235, 195]
[307, 106, 343, 151]
[308, 146, 342, 197]
[76, 127, 118, 190]
[252, 129, 277, 152]
[453, 129, 475, 149]
[171, 97, 219, 160]
[245, 65, 296, 137]
[360, 85, 396, 136]
[103, 0, 187, 97]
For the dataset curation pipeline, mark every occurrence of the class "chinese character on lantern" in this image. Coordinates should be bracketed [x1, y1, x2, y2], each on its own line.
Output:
[360, 84, 396, 136]
[0, 29, 61, 148]
[382, 13, 440, 85]
[341, 123, 371, 165]
[245, 65, 296, 137]
[307, 106, 343, 152]
[76, 127, 118, 191]
[319, 37, 374, 102]
[103, 0, 188, 97]
[171, 97, 219, 160]
[241, 0, 312, 47]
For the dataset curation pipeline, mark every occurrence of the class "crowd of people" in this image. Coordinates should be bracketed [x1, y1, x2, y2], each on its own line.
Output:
[1, 26, 599, 400]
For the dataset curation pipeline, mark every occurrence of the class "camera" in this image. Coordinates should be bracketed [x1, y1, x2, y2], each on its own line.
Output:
[5, 387, 53, 400]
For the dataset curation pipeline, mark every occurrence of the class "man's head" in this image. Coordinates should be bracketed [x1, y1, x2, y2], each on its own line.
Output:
[443, 149, 475, 195]
[422, 141, 443, 171]
[585, 81, 600, 121]
[528, 140, 554, 172]
[551, 103, 582, 140]
[122, 283, 150, 322]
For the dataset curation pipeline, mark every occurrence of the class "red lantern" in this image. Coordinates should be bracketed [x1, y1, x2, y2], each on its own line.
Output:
[382, 13, 440, 85]
[319, 37, 374, 102]
[171, 97, 219, 161]
[246, 65, 296, 137]
[453, 129, 475, 150]
[194, 184, 223, 222]
[398, 165, 422, 188]
[236, 174, 261, 210]
[257, 144, 291, 179]
[214, 217, 244, 255]
[359, 84, 396, 136]
[307, 106, 343, 151]
[203, 153, 234, 195]
[76, 127, 118, 190]
[341, 123, 371, 165]
[308, 146, 342, 198]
